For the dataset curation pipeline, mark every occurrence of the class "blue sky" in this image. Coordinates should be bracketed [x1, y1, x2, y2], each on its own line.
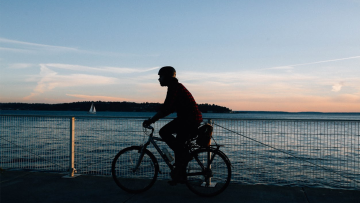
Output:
[1, 0, 359, 112]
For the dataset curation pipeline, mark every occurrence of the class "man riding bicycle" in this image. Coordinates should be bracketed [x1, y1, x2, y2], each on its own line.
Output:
[143, 66, 203, 185]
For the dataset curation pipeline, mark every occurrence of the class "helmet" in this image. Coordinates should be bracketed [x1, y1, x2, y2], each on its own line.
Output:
[158, 66, 176, 77]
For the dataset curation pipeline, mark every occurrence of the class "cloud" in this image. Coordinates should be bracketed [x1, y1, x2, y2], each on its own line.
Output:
[0, 37, 159, 57]
[24, 65, 119, 100]
[8, 63, 34, 69]
[17, 60, 360, 112]
[180, 70, 315, 86]
[270, 55, 360, 69]
[66, 94, 128, 101]
[0, 47, 34, 53]
[44, 63, 159, 74]
[176, 69, 359, 111]
[264, 66, 294, 71]
[0, 37, 78, 52]
[332, 82, 344, 92]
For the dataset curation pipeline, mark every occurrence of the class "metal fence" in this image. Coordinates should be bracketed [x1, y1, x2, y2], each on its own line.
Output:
[1, 115, 359, 190]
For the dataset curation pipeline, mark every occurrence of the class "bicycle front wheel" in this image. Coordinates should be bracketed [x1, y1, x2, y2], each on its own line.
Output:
[186, 148, 231, 197]
[111, 146, 159, 193]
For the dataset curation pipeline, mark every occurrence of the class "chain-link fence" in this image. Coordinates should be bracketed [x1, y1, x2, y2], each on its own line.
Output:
[0, 115, 69, 172]
[1, 115, 359, 190]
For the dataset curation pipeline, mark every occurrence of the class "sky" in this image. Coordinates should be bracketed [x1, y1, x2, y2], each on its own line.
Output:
[1, 0, 360, 112]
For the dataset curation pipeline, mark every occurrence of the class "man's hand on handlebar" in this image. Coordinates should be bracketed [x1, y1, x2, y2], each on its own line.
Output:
[142, 119, 153, 127]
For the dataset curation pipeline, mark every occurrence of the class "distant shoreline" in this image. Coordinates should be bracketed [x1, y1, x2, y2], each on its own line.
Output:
[1, 109, 359, 115]
[232, 111, 360, 114]
[0, 102, 359, 114]
[0, 101, 232, 113]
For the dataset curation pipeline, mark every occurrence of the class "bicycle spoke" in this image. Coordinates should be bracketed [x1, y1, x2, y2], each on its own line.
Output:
[112, 146, 159, 193]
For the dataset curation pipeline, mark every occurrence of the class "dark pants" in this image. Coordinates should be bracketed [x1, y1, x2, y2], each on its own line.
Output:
[159, 118, 199, 168]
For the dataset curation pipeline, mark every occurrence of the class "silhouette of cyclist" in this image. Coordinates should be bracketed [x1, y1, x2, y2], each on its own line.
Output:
[143, 66, 203, 185]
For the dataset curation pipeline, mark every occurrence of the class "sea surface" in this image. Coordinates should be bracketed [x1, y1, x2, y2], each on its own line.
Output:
[1, 110, 359, 190]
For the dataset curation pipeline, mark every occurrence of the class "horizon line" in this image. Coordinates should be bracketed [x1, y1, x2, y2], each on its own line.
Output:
[0, 101, 359, 114]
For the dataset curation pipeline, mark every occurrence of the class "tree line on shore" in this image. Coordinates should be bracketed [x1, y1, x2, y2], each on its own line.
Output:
[0, 101, 232, 113]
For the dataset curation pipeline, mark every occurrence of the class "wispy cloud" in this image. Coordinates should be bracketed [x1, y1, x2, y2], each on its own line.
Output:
[8, 63, 34, 69]
[175, 67, 360, 111]
[0, 37, 160, 57]
[22, 63, 161, 101]
[180, 70, 315, 85]
[0, 37, 78, 52]
[0, 47, 34, 53]
[266, 66, 294, 70]
[17, 60, 360, 112]
[24, 65, 119, 100]
[44, 63, 159, 74]
[269, 55, 360, 69]
[66, 94, 128, 101]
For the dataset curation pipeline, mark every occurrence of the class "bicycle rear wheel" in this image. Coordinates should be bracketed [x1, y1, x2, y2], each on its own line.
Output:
[185, 148, 231, 197]
[112, 146, 159, 193]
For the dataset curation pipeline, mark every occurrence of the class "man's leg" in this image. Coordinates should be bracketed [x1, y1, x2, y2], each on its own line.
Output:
[158, 119, 179, 151]
[160, 119, 195, 166]
[172, 122, 200, 184]
[159, 119, 200, 184]
[159, 119, 185, 184]
[174, 122, 199, 166]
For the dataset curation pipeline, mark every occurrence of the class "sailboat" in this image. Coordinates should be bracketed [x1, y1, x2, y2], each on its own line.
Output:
[88, 103, 96, 114]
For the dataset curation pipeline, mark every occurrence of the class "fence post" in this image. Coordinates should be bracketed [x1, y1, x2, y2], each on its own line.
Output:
[202, 119, 216, 187]
[63, 117, 80, 178]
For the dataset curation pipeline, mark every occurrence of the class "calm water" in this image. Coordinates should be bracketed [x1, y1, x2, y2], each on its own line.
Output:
[1, 110, 359, 190]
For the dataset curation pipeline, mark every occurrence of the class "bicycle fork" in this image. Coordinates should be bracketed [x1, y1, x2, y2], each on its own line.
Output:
[132, 145, 147, 172]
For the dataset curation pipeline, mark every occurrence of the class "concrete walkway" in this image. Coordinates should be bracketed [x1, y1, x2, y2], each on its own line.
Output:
[1, 170, 359, 203]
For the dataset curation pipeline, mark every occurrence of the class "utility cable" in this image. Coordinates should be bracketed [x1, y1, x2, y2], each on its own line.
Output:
[213, 123, 360, 185]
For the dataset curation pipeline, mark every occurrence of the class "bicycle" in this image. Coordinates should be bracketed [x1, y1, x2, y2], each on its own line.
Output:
[111, 124, 232, 197]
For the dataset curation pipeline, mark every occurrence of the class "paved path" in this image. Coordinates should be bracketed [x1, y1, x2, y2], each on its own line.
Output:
[1, 170, 359, 203]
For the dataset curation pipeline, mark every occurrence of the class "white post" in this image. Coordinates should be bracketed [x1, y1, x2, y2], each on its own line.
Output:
[63, 117, 80, 178]
[201, 119, 216, 187]
[208, 119, 212, 146]
[208, 119, 212, 185]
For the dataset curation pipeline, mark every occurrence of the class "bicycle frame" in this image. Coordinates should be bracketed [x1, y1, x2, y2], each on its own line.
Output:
[134, 126, 223, 179]
[134, 126, 175, 172]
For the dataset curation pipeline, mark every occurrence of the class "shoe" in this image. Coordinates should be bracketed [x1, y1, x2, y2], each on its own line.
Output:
[168, 176, 186, 186]
[168, 167, 186, 186]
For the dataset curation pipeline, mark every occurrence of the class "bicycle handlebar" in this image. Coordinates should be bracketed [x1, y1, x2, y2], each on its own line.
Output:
[143, 125, 154, 130]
